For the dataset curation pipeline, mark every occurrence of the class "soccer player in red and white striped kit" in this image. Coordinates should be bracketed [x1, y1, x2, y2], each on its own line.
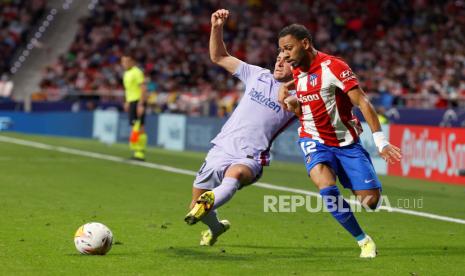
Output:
[278, 24, 402, 258]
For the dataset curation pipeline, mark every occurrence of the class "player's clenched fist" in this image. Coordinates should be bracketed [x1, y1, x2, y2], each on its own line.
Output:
[279, 80, 301, 116]
[278, 80, 296, 107]
[278, 80, 294, 106]
[211, 9, 229, 27]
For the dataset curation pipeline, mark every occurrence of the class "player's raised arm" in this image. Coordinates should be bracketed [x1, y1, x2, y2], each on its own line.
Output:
[209, 9, 241, 74]
[347, 87, 402, 163]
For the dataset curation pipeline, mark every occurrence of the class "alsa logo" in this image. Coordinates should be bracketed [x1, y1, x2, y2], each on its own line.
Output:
[298, 93, 320, 103]
[249, 89, 281, 113]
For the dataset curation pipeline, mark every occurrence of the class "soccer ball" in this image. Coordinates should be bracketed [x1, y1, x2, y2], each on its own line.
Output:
[74, 222, 113, 255]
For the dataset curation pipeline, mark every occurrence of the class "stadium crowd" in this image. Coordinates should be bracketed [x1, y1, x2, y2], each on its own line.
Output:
[35, 0, 465, 115]
[0, 0, 46, 77]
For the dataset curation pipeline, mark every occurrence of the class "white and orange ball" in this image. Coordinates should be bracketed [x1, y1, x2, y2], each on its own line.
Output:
[74, 222, 113, 255]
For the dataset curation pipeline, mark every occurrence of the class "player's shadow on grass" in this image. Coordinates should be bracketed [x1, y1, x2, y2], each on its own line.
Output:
[157, 244, 358, 262]
[380, 245, 465, 257]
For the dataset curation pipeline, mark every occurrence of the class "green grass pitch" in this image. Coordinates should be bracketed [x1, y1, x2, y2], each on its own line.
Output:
[0, 132, 464, 275]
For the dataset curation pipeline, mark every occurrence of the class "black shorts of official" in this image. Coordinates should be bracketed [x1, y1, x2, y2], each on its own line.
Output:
[128, 100, 146, 126]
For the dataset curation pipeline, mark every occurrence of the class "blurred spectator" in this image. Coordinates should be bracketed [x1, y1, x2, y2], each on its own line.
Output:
[37, 0, 465, 115]
[0, 74, 14, 100]
[0, 0, 47, 75]
[376, 107, 389, 125]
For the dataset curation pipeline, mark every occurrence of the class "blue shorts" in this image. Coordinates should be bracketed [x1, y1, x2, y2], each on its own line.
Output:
[298, 138, 382, 191]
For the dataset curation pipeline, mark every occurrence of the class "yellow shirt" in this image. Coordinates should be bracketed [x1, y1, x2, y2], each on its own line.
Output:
[123, 66, 144, 102]
[378, 114, 389, 125]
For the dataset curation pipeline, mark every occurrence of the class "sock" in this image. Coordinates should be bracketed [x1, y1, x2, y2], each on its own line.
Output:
[130, 130, 139, 144]
[129, 141, 137, 151]
[132, 133, 147, 159]
[129, 132, 138, 150]
[200, 209, 223, 235]
[212, 177, 240, 209]
[129, 121, 140, 150]
[138, 133, 147, 151]
[320, 185, 366, 241]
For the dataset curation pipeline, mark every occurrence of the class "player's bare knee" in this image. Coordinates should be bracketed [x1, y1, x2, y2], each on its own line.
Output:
[311, 174, 336, 190]
[354, 188, 381, 210]
[226, 165, 253, 183]
[310, 165, 336, 189]
[315, 181, 336, 190]
[361, 194, 380, 210]
[366, 198, 379, 210]
[235, 167, 247, 179]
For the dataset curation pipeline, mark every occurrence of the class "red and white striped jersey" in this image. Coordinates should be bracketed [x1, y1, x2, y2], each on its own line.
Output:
[293, 51, 363, 147]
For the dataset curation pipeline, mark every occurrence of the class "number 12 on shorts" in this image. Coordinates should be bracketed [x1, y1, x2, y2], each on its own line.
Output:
[300, 140, 317, 155]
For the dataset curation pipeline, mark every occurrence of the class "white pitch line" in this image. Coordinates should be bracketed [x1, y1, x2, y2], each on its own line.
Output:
[253, 183, 465, 225]
[1, 135, 465, 225]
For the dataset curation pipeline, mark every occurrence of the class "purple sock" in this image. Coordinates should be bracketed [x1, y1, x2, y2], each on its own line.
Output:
[212, 177, 240, 209]
[200, 210, 223, 235]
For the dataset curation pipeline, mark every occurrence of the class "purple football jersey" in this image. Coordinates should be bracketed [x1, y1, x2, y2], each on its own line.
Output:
[210, 62, 295, 165]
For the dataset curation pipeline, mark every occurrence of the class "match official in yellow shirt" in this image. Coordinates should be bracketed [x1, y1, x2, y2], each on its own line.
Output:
[121, 54, 147, 161]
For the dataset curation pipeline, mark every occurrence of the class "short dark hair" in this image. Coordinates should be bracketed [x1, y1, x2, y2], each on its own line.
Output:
[279, 24, 312, 43]
[122, 52, 135, 59]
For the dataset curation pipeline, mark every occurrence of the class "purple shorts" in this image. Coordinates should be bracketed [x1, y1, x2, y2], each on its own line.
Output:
[193, 146, 263, 190]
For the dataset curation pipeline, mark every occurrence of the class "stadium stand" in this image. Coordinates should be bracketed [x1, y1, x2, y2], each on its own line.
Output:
[0, 0, 47, 78]
[29, 0, 465, 115]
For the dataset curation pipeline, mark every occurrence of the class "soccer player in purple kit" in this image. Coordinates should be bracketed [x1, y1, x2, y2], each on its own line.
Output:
[184, 9, 295, 246]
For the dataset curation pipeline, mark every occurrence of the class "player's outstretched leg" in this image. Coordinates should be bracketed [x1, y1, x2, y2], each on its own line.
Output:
[185, 164, 253, 224]
[310, 164, 377, 258]
[185, 189, 230, 246]
[185, 164, 256, 245]
[320, 185, 377, 258]
[184, 176, 241, 225]
[352, 188, 381, 258]
[185, 190, 215, 225]
[211, 176, 241, 209]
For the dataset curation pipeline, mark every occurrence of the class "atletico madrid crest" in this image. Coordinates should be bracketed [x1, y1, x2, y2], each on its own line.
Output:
[308, 74, 318, 87]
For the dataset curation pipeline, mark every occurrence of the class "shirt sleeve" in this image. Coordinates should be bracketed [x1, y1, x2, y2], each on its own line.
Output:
[233, 61, 265, 84]
[330, 58, 359, 93]
[136, 68, 145, 85]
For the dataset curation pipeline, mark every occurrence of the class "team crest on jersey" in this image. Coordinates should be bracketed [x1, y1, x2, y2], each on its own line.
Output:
[308, 74, 318, 87]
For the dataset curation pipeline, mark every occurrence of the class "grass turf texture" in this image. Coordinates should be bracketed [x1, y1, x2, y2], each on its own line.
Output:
[0, 132, 464, 275]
